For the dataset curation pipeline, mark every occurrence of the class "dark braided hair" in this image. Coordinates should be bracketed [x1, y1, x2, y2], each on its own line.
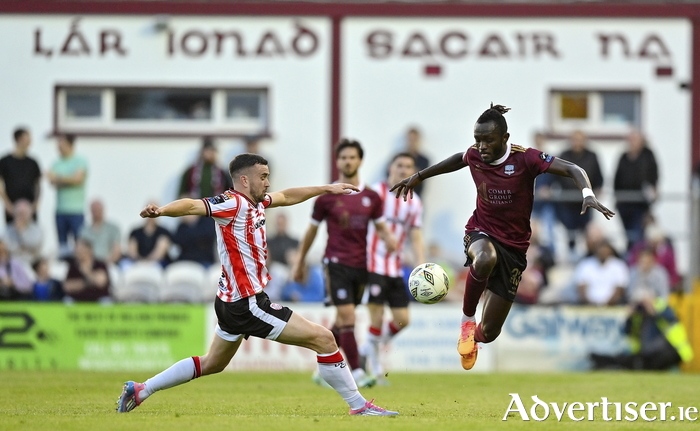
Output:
[476, 103, 511, 134]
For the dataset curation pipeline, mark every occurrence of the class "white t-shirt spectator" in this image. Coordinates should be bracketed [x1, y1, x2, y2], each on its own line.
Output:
[574, 255, 629, 305]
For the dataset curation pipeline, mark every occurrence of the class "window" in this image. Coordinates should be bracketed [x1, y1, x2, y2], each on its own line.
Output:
[550, 90, 641, 134]
[55, 85, 269, 136]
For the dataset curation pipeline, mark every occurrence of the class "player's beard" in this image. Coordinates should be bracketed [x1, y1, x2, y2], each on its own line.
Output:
[341, 167, 358, 179]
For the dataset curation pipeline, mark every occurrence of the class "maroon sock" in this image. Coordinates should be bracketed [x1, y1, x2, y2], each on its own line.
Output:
[474, 323, 487, 343]
[462, 266, 488, 317]
[338, 326, 360, 369]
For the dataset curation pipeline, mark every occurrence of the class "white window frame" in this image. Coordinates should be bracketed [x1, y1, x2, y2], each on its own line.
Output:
[549, 89, 642, 135]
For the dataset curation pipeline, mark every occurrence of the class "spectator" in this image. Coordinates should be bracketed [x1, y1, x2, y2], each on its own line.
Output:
[627, 247, 670, 306]
[171, 214, 217, 267]
[614, 130, 659, 250]
[125, 216, 172, 268]
[551, 130, 604, 260]
[281, 249, 325, 302]
[514, 220, 554, 305]
[0, 127, 41, 224]
[63, 238, 110, 302]
[46, 134, 88, 257]
[80, 199, 122, 265]
[530, 132, 557, 254]
[402, 127, 430, 196]
[267, 212, 299, 266]
[0, 239, 34, 300]
[178, 137, 232, 199]
[4, 198, 43, 265]
[31, 257, 64, 301]
[627, 222, 681, 292]
[574, 240, 629, 306]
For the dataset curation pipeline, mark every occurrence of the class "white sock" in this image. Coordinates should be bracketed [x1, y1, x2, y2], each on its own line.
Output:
[461, 315, 476, 323]
[317, 350, 366, 410]
[141, 356, 202, 400]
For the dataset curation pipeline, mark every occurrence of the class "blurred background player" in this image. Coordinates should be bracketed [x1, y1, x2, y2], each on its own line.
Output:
[117, 153, 397, 416]
[391, 103, 615, 370]
[360, 152, 425, 384]
[292, 139, 396, 388]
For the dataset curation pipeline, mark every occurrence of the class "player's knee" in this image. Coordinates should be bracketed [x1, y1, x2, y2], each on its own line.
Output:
[316, 326, 338, 353]
[479, 323, 502, 343]
[472, 249, 497, 276]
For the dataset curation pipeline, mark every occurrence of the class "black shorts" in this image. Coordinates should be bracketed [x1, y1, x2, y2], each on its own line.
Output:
[366, 272, 410, 308]
[463, 231, 527, 302]
[325, 262, 367, 306]
[214, 292, 293, 342]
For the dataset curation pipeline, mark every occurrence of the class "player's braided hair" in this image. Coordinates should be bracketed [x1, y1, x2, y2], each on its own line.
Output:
[476, 102, 511, 134]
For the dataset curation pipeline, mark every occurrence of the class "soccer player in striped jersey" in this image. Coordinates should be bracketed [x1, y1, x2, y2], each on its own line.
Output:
[360, 152, 424, 383]
[391, 104, 615, 371]
[292, 139, 397, 389]
[117, 153, 397, 416]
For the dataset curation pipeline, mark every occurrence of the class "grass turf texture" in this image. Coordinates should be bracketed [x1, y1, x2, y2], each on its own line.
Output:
[0, 371, 698, 430]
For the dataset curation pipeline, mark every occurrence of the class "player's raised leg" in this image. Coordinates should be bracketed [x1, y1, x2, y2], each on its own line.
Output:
[116, 332, 242, 412]
[277, 312, 398, 415]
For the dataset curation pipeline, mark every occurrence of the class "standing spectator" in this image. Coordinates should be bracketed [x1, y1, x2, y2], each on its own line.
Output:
[46, 134, 88, 257]
[125, 216, 172, 268]
[63, 238, 110, 302]
[292, 139, 396, 388]
[80, 199, 122, 265]
[551, 130, 604, 259]
[360, 152, 425, 383]
[531, 132, 557, 254]
[614, 130, 659, 250]
[178, 138, 232, 199]
[267, 212, 299, 266]
[4, 199, 43, 265]
[574, 240, 629, 306]
[31, 257, 64, 301]
[0, 239, 34, 300]
[0, 127, 41, 223]
[171, 214, 217, 267]
[403, 127, 430, 196]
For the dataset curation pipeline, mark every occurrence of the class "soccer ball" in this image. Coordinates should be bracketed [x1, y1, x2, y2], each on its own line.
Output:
[408, 263, 450, 304]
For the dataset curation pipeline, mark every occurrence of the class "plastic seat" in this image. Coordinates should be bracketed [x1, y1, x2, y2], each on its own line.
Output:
[161, 261, 207, 303]
[116, 262, 163, 303]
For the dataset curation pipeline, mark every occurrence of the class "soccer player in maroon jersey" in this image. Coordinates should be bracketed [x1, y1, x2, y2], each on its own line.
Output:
[292, 139, 396, 388]
[117, 153, 398, 416]
[391, 104, 615, 370]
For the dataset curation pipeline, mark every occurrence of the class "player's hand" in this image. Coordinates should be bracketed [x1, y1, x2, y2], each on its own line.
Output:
[390, 173, 422, 201]
[328, 183, 360, 195]
[291, 261, 305, 283]
[140, 204, 162, 218]
[581, 196, 615, 220]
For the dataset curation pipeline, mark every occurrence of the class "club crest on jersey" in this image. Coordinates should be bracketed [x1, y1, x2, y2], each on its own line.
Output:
[539, 152, 553, 162]
[362, 196, 371, 207]
[504, 165, 515, 175]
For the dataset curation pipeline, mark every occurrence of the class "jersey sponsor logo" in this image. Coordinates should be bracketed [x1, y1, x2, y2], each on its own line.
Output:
[539, 152, 553, 162]
[505, 164, 515, 175]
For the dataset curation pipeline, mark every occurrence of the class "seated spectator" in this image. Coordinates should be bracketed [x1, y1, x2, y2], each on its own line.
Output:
[80, 199, 122, 265]
[0, 238, 34, 300]
[627, 247, 670, 307]
[64, 238, 110, 302]
[574, 240, 629, 306]
[31, 257, 64, 301]
[124, 216, 171, 268]
[590, 299, 693, 370]
[171, 214, 217, 267]
[4, 198, 43, 265]
[627, 223, 681, 291]
[281, 250, 325, 302]
[515, 220, 555, 304]
[267, 212, 299, 266]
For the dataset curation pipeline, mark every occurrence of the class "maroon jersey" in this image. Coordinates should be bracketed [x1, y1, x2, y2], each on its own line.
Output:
[463, 143, 555, 253]
[311, 185, 384, 269]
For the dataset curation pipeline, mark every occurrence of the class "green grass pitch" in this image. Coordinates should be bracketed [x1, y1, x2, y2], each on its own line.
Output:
[0, 370, 698, 430]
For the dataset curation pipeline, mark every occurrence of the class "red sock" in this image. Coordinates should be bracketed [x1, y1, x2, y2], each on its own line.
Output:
[368, 326, 382, 337]
[388, 321, 401, 336]
[338, 326, 360, 369]
[462, 267, 488, 317]
[474, 323, 487, 343]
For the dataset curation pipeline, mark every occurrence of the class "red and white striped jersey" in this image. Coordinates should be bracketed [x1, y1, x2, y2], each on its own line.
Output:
[202, 189, 272, 302]
[367, 181, 423, 277]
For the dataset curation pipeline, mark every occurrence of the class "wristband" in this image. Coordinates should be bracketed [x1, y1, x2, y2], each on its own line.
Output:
[582, 188, 595, 199]
[417, 171, 424, 180]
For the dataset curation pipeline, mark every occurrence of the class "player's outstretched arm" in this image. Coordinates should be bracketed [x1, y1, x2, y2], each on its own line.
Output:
[140, 198, 207, 218]
[390, 152, 467, 201]
[291, 223, 319, 283]
[546, 158, 615, 220]
[268, 183, 359, 208]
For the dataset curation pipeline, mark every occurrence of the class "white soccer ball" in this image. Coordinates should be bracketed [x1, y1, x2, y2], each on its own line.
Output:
[408, 262, 450, 304]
